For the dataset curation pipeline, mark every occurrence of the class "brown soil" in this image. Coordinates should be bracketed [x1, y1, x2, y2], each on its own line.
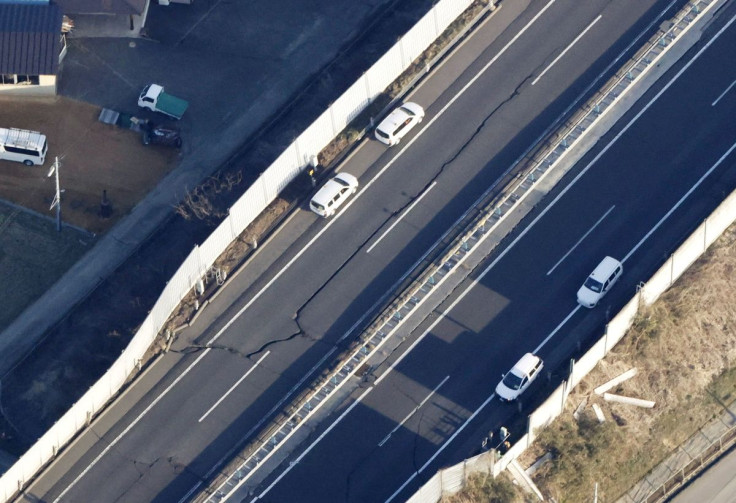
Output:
[0, 95, 177, 234]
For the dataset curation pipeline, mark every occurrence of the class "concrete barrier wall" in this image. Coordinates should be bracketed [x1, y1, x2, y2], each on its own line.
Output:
[0, 0, 475, 500]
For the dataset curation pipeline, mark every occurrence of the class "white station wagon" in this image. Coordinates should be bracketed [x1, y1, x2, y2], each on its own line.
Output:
[309, 172, 359, 217]
[577, 256, 623, 308]
[495, 353, 544, 402]
[374, 102, 425, 146]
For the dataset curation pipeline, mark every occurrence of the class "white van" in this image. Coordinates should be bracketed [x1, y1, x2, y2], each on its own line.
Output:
[0, 128, 48, 166]
[309, 172, 359, 217]
[577, 256, 623, 308]
[374, 102, 425, 146]
[495, 353, 544, 402]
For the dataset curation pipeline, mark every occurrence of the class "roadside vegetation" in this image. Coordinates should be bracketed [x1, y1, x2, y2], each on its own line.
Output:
[442, 221, 736, 502]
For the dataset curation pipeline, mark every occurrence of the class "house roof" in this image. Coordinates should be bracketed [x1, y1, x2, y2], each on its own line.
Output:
[54, 0, 146, 15]
[0, 2, 62, 75]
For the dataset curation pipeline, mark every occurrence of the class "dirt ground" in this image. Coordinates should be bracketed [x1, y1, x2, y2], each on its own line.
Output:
[0, 95, 177, 234]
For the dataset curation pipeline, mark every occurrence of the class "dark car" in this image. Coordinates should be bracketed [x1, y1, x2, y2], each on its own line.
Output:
[141, 123, 182, 148]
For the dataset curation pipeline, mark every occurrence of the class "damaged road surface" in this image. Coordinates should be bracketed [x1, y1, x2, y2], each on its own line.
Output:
[19, 0, 690, 501]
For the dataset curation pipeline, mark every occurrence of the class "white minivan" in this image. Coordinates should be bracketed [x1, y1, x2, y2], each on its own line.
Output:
[374, 102, 425, 146]
[577, 256, 623, 308]
[0, 127, 47, 166]
[496, 353, 544, 402]
[309, 172, 359, 217]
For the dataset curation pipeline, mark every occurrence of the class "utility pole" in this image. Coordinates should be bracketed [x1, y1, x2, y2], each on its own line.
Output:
[47, 156, 64, 232]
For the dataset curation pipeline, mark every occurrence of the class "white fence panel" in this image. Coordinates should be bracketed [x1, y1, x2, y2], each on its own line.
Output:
[405, 472, 443, 503]
[528, 383, 565, 439]
[262, 146, 302, 200]
[604, 296, 639, 349]
[640, 259, 673, 306]
[434, 0, 474, 28]
[706, 191, 736, 240]
[124, 315, 156, 359]
[439, 463, 465, 494]
[198, 216, 236, 268]
[102, 353, 132, 396]
[229, 181, 269, 237]
[150, 247, 201, 331]
[365, 44, 404, 102]
[294, 109, 335, 163]
[400, 11, 440, 66]
[329, 78, 371, 132]
[671, 223, 706, 281]
[569, 337, 607, 390]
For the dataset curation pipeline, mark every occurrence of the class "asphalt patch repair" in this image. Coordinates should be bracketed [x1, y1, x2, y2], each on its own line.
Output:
[0, 0, 443, 463]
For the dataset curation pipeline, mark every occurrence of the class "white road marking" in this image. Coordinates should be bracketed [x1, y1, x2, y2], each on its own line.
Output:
[622, 139, 736, 263]
[712, 78, 736, 107]
[253, 387, 374, 501]
[52, 348, 213, 503]
[534, 305, 581, 354]
[532, 14, 603, 86]
[367, 181, 437, 254]
[547, 205, 615, 275]
[198, 351, 270, 422]
[384, 391, 497, 503]
[386, 13, 736, 503]
[57, 0, 719, 499]
[378, 375, 450, 447]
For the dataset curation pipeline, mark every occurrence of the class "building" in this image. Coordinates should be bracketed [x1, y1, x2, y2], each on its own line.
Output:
[0, 0, 63, 96]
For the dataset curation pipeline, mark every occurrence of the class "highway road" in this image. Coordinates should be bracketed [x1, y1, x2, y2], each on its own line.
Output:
[18, 0, 716, 502]
[252, 3, 736, 503]
[670, 446, 736, 503]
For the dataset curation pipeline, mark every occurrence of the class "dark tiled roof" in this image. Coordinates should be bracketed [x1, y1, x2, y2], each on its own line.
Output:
[54, 0, 147, 15]
[0, 2, 62, 75]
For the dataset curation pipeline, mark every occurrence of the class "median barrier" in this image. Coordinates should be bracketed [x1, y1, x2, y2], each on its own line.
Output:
[0, 0, 483, 501]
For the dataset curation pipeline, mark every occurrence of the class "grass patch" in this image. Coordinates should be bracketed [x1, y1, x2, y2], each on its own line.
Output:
[442, 472, 532, 503]
[0, 202, 94, 331]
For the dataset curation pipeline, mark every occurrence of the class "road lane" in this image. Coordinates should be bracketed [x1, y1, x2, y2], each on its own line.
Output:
[255, 7, 736, 502]
[23, 1, 689, 502]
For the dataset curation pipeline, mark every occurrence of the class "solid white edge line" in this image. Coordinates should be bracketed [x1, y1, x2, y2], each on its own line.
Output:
[386, 11, 736, 503]
[533, 305, 582, 354]
[711, 78, 736, 106]
[52, 348, 213, 503]
[253, 387, 374, 501]
[547, 205, 615, 275]
[198, 351, 271, 423]
[384, 391, 497, 503]
[378, 375, 450, 447]
[532, 14, 603, 86]
[367, 181, 437, 254]
[101, 0, 561, 483]
[622, 139, 736, 263]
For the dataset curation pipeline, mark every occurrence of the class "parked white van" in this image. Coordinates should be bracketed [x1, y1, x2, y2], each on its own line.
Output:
[374, 102, 425, 146]
[0, 128, 48, 166]
[309, 172, 359, 217]
[495, 353, 544, 402]
[577, 256, 623, 308]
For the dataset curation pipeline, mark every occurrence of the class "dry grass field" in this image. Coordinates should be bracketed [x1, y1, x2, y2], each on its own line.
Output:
[443, 222, 736, 503]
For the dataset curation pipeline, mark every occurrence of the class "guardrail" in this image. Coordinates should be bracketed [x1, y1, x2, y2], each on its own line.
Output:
[0, 1, 481, 501]
[195, 0, 724, 500]
[404, 1, 728, 500]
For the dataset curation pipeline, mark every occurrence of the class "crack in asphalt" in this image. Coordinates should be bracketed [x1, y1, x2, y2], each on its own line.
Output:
[288, 75, 533, 361]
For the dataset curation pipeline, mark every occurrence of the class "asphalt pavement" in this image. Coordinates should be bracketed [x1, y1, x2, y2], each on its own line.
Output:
[253, 3, 736, 502]
[16, 0, 715, 502]
[0, 0, 422, 377]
